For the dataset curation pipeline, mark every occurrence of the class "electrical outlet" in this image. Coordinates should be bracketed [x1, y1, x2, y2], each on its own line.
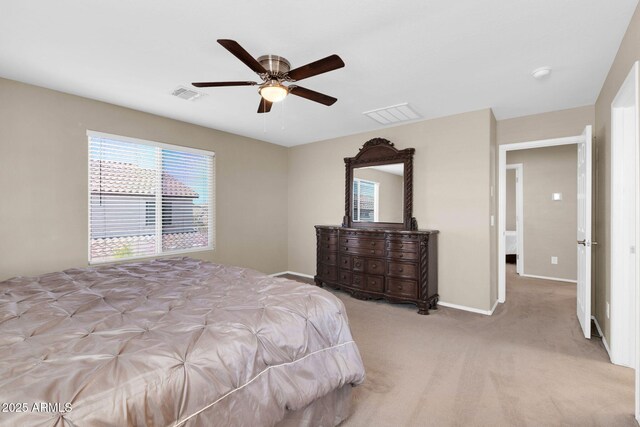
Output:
[490, 215, 495, 227]
[551, 256, 558, 265]
[606, 302, 610, 319]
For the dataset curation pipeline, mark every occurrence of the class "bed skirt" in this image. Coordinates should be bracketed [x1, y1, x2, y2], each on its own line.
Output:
[277, 384, 353, 427]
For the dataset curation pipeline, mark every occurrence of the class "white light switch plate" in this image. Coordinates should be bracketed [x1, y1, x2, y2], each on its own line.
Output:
[551, 256, 558, 264]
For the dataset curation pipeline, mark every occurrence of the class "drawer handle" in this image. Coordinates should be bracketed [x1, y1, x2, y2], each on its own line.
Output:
[399, 268, 404, 272]
[372, 264, 377, 269]
[371, 281, 376, 286]
[327, 256, 330, 260]
[342, 275, 347, 279]
[345, 247, 349, 251]
[326, 244, 330, 248]
[397, 284, 403, 289]
[400, 244, 404, 249]
[355, 262, 361, 267]
[399, 254, 404, 258]
[371, 242, 375, 246]
[343, 259, 348, 264]
[370, 250, 375, 254]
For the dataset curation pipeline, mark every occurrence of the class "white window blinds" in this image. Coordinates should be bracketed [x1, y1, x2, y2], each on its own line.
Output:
[353, 178, 378, 222]
[88, 132, 214, 263]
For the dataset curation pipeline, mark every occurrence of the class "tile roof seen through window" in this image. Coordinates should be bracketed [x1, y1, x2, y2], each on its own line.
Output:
[90, 160, 199, 198]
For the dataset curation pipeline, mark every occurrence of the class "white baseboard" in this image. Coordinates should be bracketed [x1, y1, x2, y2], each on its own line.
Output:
[269, 271, 315, 279]
[591, 315, 611, 360]
[438, 300, 499, 316]
[520, 273, 577, 284]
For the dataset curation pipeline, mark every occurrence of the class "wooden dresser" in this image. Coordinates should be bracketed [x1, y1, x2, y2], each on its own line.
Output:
[315, 225, 438, 314]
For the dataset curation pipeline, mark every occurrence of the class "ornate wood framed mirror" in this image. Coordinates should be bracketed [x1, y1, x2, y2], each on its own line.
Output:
[343, 138, 417, 230]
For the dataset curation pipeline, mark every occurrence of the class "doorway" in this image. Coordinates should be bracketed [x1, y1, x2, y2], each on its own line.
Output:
[498, 126, 592, 338]
[505, 163, 524, 275]
[610, 61, 639, 374]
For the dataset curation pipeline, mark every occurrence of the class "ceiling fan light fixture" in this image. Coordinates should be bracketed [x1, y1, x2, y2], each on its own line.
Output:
[259, 81, 288, 103]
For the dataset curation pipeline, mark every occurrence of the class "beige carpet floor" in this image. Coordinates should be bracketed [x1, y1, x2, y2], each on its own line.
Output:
[283, 265, 635, 426]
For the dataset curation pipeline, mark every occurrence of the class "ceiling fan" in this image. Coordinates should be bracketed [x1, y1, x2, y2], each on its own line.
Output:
[192, 39, 345, 113]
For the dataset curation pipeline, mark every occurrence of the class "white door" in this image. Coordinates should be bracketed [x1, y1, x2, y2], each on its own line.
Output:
[515, 165, 524, 276]
[577, 125, 592, 339]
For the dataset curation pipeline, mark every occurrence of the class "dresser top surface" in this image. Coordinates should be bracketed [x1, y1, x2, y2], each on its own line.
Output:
[315, 225, 439, 235]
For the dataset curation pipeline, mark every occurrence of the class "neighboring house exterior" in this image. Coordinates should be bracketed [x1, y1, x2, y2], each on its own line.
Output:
[90, 160, 208, 260]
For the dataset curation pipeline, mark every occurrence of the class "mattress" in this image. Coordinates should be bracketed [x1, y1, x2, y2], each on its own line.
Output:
[0, 257, 365, 426]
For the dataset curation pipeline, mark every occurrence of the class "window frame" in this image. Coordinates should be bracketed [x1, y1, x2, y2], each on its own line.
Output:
[87, 130, 215, 264]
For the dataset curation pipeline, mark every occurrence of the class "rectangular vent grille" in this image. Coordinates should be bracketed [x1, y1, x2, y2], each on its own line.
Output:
[172, 86, 203, 101]
[363, 103, 421, 125]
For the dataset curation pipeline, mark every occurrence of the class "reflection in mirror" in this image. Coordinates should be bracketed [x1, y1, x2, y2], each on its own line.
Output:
[352, 163, 404, 223]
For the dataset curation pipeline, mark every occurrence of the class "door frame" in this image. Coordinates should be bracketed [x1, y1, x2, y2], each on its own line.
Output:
[498, 135, 582, 303]
[611, 62, 639, 372]
[506, 163, 524, 275]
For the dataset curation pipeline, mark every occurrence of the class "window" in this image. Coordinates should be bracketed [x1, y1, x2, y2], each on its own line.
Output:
[353, 178, 379, 222]
[88, 131, 214, 263]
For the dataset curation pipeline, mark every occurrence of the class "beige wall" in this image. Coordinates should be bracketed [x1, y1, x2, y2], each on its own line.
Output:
[0, 78, 289, 281]
[594, 3, 640, 342]
[506, 169, 517, 230]
[489, 112, 498, 306]
[497, 105, 595, 146]
[507, 146, 578, 281]
[288, 109, 496, 311]
[353, 168, 404, 223]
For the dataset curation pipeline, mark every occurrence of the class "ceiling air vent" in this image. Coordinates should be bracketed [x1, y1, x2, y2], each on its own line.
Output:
[171, 86, 204, 101]
[363, 103, 421, 125]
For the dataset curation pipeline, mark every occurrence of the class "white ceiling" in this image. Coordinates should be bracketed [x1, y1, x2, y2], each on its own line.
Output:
[0, 0, 637, 147]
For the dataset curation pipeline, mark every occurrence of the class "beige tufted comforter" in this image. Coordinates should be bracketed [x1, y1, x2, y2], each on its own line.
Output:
[0, 258, 365, 426]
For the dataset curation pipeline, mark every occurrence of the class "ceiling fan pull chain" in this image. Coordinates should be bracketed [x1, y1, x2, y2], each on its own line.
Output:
[263, 100, 267, 134]
[281, 98, 286, 131]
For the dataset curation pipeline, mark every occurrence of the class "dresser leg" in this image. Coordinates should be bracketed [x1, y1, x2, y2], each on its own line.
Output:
[314, 278, 324, 288]
[417, 302, 429, 315]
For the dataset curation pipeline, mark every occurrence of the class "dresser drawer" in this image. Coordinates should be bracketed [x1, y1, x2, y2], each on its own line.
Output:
[319, 232, 338, 244]
[318, 264, 337, 282]
[386, 278, 418, 299]
[319, 252, 337, 265]
[339, 270, 352, 285]
[339, 255, 352, 269]
[365, 259, 384, 275]
[387, 240, 418, 252]
[341, 246, 385, 257]
[352, 274, 365, 289]
[352, 257, 365, 272]
[366, 275, 384, 293]
[387, 250, 418, 261]
[340, 237, 385, 250]
[386, 262, 417, 279]
[321, 242, 338, 251]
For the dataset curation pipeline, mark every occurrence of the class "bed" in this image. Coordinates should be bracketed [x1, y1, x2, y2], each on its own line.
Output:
[505, 230, 518, 264]
[0, 257, 365, 426]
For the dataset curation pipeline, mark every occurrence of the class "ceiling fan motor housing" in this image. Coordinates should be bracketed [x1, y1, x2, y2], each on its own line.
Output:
[257, 55, 291, 76]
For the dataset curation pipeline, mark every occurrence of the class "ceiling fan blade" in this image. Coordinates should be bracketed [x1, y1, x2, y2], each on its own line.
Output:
[217, 39, 267, 74]
[289, 86, 337, 106]
[257, 98, 273, 114]
[192, 81, 257, 88]
[287, 54, 345, 81]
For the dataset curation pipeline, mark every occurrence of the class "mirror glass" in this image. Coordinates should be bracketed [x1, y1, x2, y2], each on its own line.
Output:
[352, 163, 404, 223]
